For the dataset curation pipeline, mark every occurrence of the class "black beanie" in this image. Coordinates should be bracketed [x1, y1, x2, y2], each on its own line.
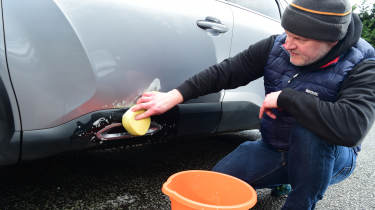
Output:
[281, 0, 352, 41]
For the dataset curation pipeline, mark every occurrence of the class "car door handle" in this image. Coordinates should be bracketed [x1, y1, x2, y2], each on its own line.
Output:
[196, 16, 228, 33]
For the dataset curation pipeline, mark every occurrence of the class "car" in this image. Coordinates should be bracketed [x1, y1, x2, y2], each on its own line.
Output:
[0, 0, 285, 166]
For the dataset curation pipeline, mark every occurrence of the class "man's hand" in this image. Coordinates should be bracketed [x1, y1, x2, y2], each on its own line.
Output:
[259, 91, 281, 119]
[132, 89, 183, 120]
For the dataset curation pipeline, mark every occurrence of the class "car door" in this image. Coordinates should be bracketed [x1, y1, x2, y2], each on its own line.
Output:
[3, 0, 233, 130]
[222, 0, 284, 106]
[215, 0, 284, 131]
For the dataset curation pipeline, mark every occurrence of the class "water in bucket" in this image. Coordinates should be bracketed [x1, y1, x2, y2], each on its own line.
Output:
[162, 170, 257, 210]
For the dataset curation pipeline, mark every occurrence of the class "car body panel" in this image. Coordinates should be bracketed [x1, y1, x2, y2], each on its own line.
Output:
[3, 0, 233, 130]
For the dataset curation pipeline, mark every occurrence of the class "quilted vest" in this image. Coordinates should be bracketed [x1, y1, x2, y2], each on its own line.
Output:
[261, 33, 375, 150]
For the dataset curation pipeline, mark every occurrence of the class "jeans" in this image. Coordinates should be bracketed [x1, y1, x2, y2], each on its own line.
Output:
[212, 124, 357, 210]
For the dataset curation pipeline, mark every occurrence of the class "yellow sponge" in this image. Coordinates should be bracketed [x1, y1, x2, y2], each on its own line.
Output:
[122, 107, 151, 136]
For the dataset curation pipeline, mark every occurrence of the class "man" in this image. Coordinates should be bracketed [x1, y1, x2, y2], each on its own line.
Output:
[133, 0, 375, 209]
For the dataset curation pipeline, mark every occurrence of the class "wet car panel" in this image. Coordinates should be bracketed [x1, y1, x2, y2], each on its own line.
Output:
[3, 0, 233, 130]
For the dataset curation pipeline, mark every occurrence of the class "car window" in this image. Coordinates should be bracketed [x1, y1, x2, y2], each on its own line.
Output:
[227, 0, 281, 20]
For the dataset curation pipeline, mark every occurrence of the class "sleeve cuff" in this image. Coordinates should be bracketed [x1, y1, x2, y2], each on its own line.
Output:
[278, 88, 297, 108]
[176, 81, 196, 102]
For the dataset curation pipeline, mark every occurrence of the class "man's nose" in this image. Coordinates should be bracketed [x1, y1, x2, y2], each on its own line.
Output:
[284, 38, 296, 50]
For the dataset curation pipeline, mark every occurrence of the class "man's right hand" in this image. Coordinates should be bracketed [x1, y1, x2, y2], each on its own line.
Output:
[132, 89, 184, 120]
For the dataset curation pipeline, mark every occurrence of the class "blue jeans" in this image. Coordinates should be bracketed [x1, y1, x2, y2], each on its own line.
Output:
[212, 124, 357, 210]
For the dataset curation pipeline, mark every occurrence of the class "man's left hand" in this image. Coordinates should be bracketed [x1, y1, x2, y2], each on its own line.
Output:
[259, 91, 282, 119]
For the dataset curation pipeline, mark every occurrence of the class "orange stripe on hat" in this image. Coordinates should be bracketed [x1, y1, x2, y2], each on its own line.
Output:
[291, 3, 351, 16]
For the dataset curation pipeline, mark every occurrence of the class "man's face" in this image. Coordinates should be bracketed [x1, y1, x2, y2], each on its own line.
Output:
[284, 30, 338, 66]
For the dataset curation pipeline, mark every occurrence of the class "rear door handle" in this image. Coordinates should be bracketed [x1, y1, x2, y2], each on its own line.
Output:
[196, 16, 228, 33]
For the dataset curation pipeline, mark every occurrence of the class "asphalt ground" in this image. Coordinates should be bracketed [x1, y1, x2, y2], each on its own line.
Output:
[0, 126, 374, 210]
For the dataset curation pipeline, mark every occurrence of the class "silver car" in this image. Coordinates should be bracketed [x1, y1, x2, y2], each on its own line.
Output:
[0, 0, 285, 166]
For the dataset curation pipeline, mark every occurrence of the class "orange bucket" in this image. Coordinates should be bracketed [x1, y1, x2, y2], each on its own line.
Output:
[162, 170, 257, 210]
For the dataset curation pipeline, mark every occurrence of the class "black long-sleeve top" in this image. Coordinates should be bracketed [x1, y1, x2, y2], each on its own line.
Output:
[176, 14, 375, 147]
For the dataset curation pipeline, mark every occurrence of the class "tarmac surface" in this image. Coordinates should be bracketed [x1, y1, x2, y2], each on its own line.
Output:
[0, 126, 374, 209]
[315, 125, 375, 210]
[255, 124, 375, 210]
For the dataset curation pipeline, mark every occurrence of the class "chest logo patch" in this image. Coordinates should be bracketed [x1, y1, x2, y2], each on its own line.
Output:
[305, 89, 319, 97]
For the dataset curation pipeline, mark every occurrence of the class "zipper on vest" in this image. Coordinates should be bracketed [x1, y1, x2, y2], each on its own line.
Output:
[288, 73, 300, 84]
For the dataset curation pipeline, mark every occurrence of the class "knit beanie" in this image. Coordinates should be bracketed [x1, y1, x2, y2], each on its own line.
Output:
[281, 0, 352, 41]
